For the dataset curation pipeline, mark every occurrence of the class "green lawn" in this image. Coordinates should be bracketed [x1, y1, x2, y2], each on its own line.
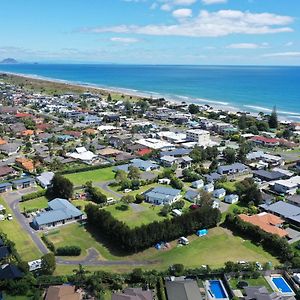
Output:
[229, 276, 273, 292]
[3, 294, 31, 300]
[49, 222, 278, 274]
[219, 181, 238, 193]
[0, 198, 42, 261]
[64, 167, 115, 186]
[104, 202, 167, 228]
[19, 196, 48, 212]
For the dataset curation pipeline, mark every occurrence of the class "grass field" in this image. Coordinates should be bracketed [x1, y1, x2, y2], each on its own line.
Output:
[104, 202, 167, 228]
[49, 222, 278, 274]
[64, 167, 115, 186]
[218, 181, 238, 193]
[229, 276, 273, 292]
[0, 197, 41, 261]
[19, 196, 48, 212]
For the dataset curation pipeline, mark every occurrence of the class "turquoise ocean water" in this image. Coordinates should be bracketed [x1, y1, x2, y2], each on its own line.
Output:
[0, 64, 299, 119]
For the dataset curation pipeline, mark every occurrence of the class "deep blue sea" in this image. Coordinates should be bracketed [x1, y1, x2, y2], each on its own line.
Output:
[0, 64, 299, 119]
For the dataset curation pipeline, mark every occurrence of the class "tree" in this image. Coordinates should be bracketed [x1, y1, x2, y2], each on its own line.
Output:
[188, 104, 199, 114]
[48, 174, 73, 199]
[41, 253, 56, 275]
[170, 177, 183, 190]
[238, 115, 247, 130]
[115, 169, 127, 183]
[73, 264, 90, 286]
[223, 147, 236, 164]
[121, 195, 135, 204]
[107, 94, 112, 102]
[199, 190, 213, 207]
[128, 166, 140, 180]
[236, 178, 262, 206]
[269, 106, 278, 129]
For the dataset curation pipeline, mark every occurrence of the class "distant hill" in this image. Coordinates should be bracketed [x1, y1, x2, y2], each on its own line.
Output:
[0, 58, 18, 64]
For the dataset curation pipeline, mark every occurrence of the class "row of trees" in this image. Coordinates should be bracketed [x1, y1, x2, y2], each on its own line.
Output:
[85, 203, 221, 252]
[85, 181, 107, 204]
[224, 214, 293, 262]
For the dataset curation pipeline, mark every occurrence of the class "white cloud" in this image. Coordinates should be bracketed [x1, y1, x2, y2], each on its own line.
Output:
[110, 37, 139, 43]
[285, 41, 294, 47]
[81, 9, 293, 38]
[161, 3, 172, 11]
[227, 42, 268, 49]
[263, 52, 300, 57]
[172, 8, 192, 18]
[202, 0, 227, 5]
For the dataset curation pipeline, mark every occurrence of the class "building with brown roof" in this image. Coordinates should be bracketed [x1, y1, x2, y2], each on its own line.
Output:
[112, 288, 153, 300]
[45, 285, 82, 300]
[239, 212, 288, 237]
[15, 157, 36, 173]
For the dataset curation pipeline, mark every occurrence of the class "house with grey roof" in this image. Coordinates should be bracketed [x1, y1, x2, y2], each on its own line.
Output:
[213, 188, 226, 199]
[11, 177, 36, 190]
[185, 190, 200, 203]
[144, 186, 181, 205]
[0, 182, 13, 193]
[0, 142, 21, 156]
[32, 198, 83, 230]
[112, 288, 153, 300]
[36, 172, 54, 188]
[217, 163, 249, 176]
[244, 286, 295, 300]
[224, 194, 239, 204]
[165, 278, 203, 300]
[191, 179, 204, 189]
[115, 158, 159, 173]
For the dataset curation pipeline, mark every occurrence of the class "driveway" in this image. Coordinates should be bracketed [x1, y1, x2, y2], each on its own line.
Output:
[2, 188, 49, 255]
[95, 180, 123, 199]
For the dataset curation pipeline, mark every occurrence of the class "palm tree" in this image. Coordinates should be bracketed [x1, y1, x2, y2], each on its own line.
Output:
[73, 264, 90, 286]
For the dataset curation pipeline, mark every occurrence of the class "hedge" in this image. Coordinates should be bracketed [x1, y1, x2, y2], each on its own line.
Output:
[21, 190, 47, 202]
[41, 234, 56, 252]
[55, 246, 81, 256]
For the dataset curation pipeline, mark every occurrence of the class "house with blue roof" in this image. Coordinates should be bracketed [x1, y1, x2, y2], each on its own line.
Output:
[32, 198, 83, 230]
[0, 182, 12, 193]
[11, 177, 36, 190]
[213, 188, 226, 199]
[115, 158, 159, 173]
[144, 186, 181, 205]
[184, 190, 200, 203]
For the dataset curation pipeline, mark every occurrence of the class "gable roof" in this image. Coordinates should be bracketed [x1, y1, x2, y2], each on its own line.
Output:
[165, 280, 202, 300]
[45, 285, 81, 300]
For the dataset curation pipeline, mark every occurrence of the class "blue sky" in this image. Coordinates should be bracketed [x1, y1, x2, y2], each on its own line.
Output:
[0, 0, 299, 65]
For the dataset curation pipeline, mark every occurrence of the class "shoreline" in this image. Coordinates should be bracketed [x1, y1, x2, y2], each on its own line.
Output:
[0, 70, 294, 121]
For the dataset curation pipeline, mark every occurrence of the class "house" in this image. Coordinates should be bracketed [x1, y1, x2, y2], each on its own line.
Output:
[136, 138, 175, 151]
[239, 212, 288, 237]
[213, 188, 226, 199]
[144, 186, 181, 205]
[0, 264, 23, 280]
[0, 166, 16, 179]
[260, 201, 300, 226]
[112, 288, 153, 300]
[32, 198, 84, 230]
[250, 136, 281, 147]
[212, 200, 220, 209]
[67, 147, 97, 164]
[217, 163, 249, 176]
[204, 183, 214, 193]
[287, 194, 300, 207]
[224, 194, 239, 204]
[186, 129, 211, 146]
[204, 172, 222, 183]
[273, 176, 300, 195]
[0, 182, 13, 193]
[253, 170, 287, 182]
[15, 157, 36, 173]
[191, 179, 204, 189]
[158, 178, 171, 185]
[45, 285, 82, 300]
[244, 286, 294, 300]
[165, 278, 203, 300]
[12, 177, 36, 189]
[185, 190, 200, 203]
[160, 148, 192, 157]
[246, 151, 284, 167]
[160, 155, 178, 167]
[36, 172, 54, 188]
[115, 159, 159, 172]
[0, 142, 21, 156]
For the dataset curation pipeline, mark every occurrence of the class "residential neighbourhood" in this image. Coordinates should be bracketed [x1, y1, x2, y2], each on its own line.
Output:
[2, 75, 300, 299]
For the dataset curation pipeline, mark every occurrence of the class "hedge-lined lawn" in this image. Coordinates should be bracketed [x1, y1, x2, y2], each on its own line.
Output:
[64, 167, 115, 186]
[104, 202, 166, 228]
[219, 181, 238, 193]
[19, 196, 48, 212]
[0, 198, 41, 261]
[229, 276, 273, 292]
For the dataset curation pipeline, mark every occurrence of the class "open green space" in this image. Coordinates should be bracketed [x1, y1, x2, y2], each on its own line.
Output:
[19, 196, 48, 212]
[229, 276, 273, 292]
[64, 167, 115, 186]
[48, 222, 278, 274]
[104, 202, 167, 228]
[218, 181, 238, 193]
[0, 197, 41, 261]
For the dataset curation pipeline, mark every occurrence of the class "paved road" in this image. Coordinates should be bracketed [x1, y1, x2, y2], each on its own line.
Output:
[56, 248, 157, 266]
[95, 180, 123, 199]
[3, 189, 49, 255]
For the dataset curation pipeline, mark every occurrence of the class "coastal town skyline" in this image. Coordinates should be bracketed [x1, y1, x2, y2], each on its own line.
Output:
[0, 0, 300, 65]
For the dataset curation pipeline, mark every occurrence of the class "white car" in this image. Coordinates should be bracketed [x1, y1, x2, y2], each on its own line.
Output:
[124, 189, 132, 193]
[7, 214, 13, 221]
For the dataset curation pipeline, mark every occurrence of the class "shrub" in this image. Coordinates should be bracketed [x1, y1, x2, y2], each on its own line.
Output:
[41, 234, 55, 252]
[21, 190, 46, 202]
[56, 246, 81, 256]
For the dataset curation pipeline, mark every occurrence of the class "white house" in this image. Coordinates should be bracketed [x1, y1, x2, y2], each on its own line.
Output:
[204, 183, 214, 193]
[224, 194, 239, 204]
[274, 176, 300, 195]
[36, 172, 54, 189]
[67, 147, 97, 164]
[186, 129, 211, 146]
[191, 179, 204, 189]
[144, 186, 181, 205]
[213, 188, 226, 199]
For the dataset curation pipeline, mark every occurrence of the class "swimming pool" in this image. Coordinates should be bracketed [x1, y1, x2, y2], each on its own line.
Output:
[209, 280, 227, 299]
[272, 277, 293, 294]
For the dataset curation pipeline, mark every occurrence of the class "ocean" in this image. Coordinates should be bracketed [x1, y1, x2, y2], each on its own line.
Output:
[0, 64, 299, 120]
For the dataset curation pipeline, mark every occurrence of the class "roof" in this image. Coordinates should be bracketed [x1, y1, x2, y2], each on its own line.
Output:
[34, 198, 83, 226]
[136, 148, 152, 156]
[145, 186, 181, 202]
[253, 170, 285, 181]
[250, 136, 280, 144]
[0, 166, 15, 177]
[36, 172, 54, 186]
[239, 213, 287, 237]
[112, 288, 153, 300]
[0, 264, 23, 280]
[45, 285, 81, 300]
[131, 158, 158, 170]
[218, 163, 248, 173]
[12, 177, 35, 185]
[0, 246, 10, 259]
[165, 279, 203, 300]
[0, 182, 13, 188]
[185, 190, 199, 200]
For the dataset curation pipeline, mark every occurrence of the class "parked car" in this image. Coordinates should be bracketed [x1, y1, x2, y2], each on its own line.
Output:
[7, 214, 13, 221]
